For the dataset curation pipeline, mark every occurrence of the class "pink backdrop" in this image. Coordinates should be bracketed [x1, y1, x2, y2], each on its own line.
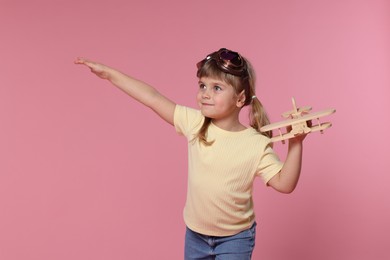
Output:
[1, 0, 389, 259]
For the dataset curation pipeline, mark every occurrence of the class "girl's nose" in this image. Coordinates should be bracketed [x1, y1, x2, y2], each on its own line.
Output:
[202, 88, 211, 99]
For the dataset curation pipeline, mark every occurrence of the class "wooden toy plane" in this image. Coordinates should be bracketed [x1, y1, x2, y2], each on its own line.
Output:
[260, 98, 336, 143]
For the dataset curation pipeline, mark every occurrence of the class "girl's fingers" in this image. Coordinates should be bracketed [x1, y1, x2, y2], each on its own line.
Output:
[74, 58, 107, 78]
[74, 57, 91, 65]
[74, 57, 84, 64]
[75, 58, 97, 70]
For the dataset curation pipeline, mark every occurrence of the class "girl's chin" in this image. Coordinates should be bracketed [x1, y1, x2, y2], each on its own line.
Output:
[200, 110, 214, 118]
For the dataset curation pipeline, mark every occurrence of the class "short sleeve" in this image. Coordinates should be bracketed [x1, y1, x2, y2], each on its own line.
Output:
[256, 143, 284, 184]
[174, 105, 204, 138]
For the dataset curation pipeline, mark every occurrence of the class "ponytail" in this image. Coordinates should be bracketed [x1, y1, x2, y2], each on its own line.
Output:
[249, 98, 272, 138]
[244, 60, 272, 139]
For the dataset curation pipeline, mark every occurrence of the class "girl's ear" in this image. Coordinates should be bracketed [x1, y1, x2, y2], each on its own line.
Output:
[236, 90, 246, 108]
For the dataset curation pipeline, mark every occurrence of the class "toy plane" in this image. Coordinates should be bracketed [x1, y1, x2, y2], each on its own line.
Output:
[260, 98, 336, 143]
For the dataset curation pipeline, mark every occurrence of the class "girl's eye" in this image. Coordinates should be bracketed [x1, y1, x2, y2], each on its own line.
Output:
[199, 83, 206, 89]
[214, 86, 222, 91]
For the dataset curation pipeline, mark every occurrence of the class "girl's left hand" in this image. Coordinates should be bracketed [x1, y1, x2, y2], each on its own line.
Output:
[287, 120, 312, 144]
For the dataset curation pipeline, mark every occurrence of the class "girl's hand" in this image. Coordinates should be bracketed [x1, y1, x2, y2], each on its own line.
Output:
[289, 132, 307, 144]
[286, 120, 312, 144]
[74, 58, 110, 79]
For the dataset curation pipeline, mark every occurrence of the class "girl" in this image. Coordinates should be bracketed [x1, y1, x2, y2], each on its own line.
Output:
[75, 48, 306, 260]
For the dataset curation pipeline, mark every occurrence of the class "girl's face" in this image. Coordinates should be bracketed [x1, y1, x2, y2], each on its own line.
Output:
[197, 77, 245, 122]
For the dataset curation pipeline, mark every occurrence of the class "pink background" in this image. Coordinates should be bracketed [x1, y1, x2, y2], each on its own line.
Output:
[1, 0, 389, 259]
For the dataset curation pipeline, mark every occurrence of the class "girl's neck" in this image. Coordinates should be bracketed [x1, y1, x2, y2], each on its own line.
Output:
[211, 118, 247, 132]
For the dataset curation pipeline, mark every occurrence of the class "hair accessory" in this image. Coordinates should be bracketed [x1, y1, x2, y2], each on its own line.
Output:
[196, 48, 248, 77]
[251, 95, 257, 100]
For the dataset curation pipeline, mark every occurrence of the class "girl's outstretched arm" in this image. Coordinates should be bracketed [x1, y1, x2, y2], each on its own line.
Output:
[74, 58, 176, 125]
[267, 136, 305, 194]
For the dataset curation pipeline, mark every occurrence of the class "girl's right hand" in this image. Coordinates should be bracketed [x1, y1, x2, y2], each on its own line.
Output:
[74, 58, 110, 79]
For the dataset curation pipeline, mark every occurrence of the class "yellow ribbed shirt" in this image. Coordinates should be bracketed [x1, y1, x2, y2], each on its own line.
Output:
[174, 105, 283, 236]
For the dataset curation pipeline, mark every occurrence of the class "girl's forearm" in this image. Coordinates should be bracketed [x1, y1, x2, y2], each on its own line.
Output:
[269, 140, 303, 193]
[281, 141, 303, 190]
[105, 67, 161, 108]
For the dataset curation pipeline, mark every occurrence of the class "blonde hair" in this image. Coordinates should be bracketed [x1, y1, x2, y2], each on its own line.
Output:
[194, 54, 272, 146]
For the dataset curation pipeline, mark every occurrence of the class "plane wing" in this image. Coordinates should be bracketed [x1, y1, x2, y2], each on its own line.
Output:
[261, 108, 336, 132]
[268, 122, 332, 142]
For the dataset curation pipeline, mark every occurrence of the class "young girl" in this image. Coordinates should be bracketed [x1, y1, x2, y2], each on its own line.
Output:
[75, 48, 306, 260]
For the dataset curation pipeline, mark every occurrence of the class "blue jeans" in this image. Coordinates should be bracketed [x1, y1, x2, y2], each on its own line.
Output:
[184, 222, 256, 260]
